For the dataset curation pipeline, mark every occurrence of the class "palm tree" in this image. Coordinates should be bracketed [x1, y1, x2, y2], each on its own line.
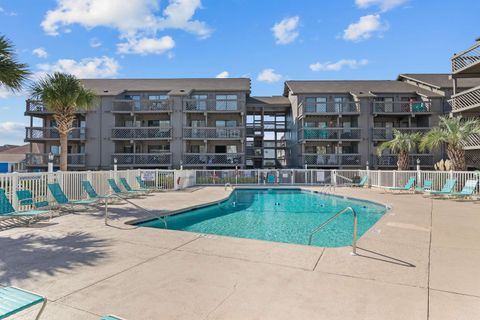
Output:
[420, 116, 480, 171]
[0, 34, 29, 91]
[30, 73, 95, 171]
[377, 129, 422, 170]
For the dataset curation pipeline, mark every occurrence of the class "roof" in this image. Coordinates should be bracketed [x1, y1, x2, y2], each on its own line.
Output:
[283, 80, 443, 97]
[80, 78, 251, 96]
[398, 73, 480, 89]
[0, 144, 40, 163]
[247, 96, 290, 105]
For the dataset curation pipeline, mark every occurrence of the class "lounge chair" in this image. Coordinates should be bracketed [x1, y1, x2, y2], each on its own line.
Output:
[415, 180, 432, 193]
[16, 190, 50, 209]
[0, 286, 47, 319]
[119, 177, 150, 195]
[428, 179, 457, 196]
[136, 176, 163, 192]
[0, 189, 52, 225]
[107, 179, 142, 198]
[448, 180, 479, 199]
[81, 180, 113, 202]
[101, 315, 126, 320]
[346, 176, 368, 187]
[48, 183, 99, 211]
[385, 177, 416, 192]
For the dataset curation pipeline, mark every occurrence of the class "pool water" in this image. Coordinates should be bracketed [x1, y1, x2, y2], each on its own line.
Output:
[139, 189, 387, 247]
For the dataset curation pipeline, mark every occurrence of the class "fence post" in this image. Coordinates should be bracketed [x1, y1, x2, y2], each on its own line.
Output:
[332, 170, 337, 186]
[291, 169, 294, 184]
[378, 171, 382, 188]
[11, 172, 19, 211]
[393, 171, 396, 188]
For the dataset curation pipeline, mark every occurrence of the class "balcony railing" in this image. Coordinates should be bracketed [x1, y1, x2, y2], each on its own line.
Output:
[299, 128, 361, 140]
[111, 99, 172, 112]
[303, 154, 361, 167]
[111, 127, 172, 140]
[463, 133, 480, 150]
[372, 127, 431, 140]
[183, 153, 244, 166]
[25, 100, 86, 114]
[374, 154, 434, 167]
[25, 153, 86, 167]
[448, 84, 480, 113]
[298, 101, 360, 115]
[112, 153, 172, 166]
[183, 99, 242, 112]
[183, 127, 244, 139]
[25, 127, 86, 140]
[451, 41, 480, 74]
[373, 101, 431, 114]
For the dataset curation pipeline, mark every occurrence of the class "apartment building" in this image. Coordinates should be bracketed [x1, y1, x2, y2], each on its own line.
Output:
[24, 73, 479, 171]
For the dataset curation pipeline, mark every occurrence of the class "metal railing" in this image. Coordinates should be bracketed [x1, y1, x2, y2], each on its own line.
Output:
[374, 154, 434, 167]
[25, 153, 86, 167]
[448, 84, 480, 113]
[308, 207, 357, 254]
[183, 153, 244, 166]
[112, 153, 172, 166]
[25, 127, 86, 140]
[303, 154, 361, 167]
[183, 99, 242, 112]
[111, 127, 172, 140]
[299, 128, 361, 140]
[183, 127, 244, 139]
[112, 99, 172, 112]
[298, 101, 360, 115]
[463, 133, 480, 150]
[25, 100, 86, 114]
[373, 101, 431, 113]
[372, 127, 430, 140]
[451, 41, 480, 74]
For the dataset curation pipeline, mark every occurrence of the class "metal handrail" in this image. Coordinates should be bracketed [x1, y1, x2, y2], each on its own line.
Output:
[103, 194, 168, 227]
[308, 206, 357, 255]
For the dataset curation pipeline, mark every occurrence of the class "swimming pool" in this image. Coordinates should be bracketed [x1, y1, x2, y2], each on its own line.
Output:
[139, 188, 387, 247]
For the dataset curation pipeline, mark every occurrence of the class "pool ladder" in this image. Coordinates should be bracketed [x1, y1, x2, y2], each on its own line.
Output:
[308, 206, 357, 255]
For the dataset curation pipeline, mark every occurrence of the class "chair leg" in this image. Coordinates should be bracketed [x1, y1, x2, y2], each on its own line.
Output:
[35, 299, 47, 320]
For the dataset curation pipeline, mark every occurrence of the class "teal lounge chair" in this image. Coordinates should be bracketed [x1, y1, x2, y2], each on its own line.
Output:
[81, 181, 113, 201]
[0, 286, 47, 319]
[415, 180, 432, 193]
[448, 180, 479, 199]
[0, 189, 52, 224]
[429, 179, 457, 196]
[48, 183, 98, 211]
[385, 177, 416, 192]
[346, 176, 368, 187]
[136, 176, 163, 192]
[267, 174, 276, 184]
[16, 190, 50, 209]
[119, 177, 149, 195]
[107, 179, 142, 198]
[101, 315, 126, 320]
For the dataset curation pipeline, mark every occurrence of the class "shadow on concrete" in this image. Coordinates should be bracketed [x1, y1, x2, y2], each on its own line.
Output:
[0, 231, 110, 283]
[355, 246, 416, 268]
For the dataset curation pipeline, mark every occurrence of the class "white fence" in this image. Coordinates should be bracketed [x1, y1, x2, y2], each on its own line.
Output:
[1, 169, 479, 211]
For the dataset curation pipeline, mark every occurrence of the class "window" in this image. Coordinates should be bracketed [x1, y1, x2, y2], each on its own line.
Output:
[125, 95, 141, 110]
[215, 120, 237, 127]
[147, 120, 170, 127]
[334, 97, 348, 112]
[305, 97, 327, 113]
[192, 95, 207, 110]
[148, 145, 170, 153]
[215, 94, 238, 111]
[148, 95, 168, 100]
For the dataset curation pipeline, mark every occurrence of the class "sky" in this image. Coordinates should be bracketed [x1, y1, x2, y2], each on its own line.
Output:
[0, 0, 479, 145]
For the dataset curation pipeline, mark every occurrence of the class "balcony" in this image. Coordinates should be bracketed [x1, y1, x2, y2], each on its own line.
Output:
[25, 153, 86, 167]
[183, 127, 244, 140]
[183, 153, 244, 167]
[374, 154, 434, 167]
[372, 127, 431, 141]
[111, 127, 172, 140]
[112, 153, 172, 167]
[25, 100, 86, 115]
[303, 154, 361, 167]
[463, 133, 480, 150]
[372, 101, 431, 114]
[111, 99, 172, 113]
[25, 127, 86, 141]
[298, 101, 360, 116]
[299, 128, 361, 141]
[183, 99, 242, 112]
[451, 41, 480, 76]
[448, 84, 480, 114]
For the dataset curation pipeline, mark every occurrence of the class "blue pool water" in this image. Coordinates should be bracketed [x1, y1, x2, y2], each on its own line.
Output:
[139, 189, 387, 247]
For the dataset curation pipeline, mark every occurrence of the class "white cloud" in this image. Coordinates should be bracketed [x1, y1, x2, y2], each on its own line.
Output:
[0, 6, 17, 16]
[41, 0, 211, 39]
[215, 71, 229, 78]
[0, 86, 24, 99]
[310, 59, 369, 71]
[0, 121, 26, 145]
[89, 37, 102, 48]
[355, 0, 408, 12]
[257, 69, 282, 83]
[272, 16, 300, 45]
[32, 47, 48, 58]
[343, 14, 385, 42]
[117, 36, 175, 55]
[0, 122, 25, 132]
[36, 56, 120, 78]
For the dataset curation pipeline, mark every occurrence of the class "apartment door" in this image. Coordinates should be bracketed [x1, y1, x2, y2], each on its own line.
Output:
[385, 122, 393, 140]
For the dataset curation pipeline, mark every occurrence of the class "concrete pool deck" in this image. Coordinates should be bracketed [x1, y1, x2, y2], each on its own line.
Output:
[1, 186, 480, 319]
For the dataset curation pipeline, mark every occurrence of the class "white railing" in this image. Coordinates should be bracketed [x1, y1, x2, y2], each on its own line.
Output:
[449, 85, 480, 113]
[451, 41, 480, 74]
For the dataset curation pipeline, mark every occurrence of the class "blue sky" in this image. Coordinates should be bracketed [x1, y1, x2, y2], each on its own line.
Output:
[0, 0, 479, 145]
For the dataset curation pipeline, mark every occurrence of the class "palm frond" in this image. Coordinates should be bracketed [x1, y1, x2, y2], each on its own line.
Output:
[0, 34, 30, 91]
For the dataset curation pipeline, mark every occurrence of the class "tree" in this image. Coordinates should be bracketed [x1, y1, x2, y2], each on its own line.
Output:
[0, 34, 29, 91]
[420, 116, 480, 171]
[30, 73, 95, 171]
[377, 129, 421, 170]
